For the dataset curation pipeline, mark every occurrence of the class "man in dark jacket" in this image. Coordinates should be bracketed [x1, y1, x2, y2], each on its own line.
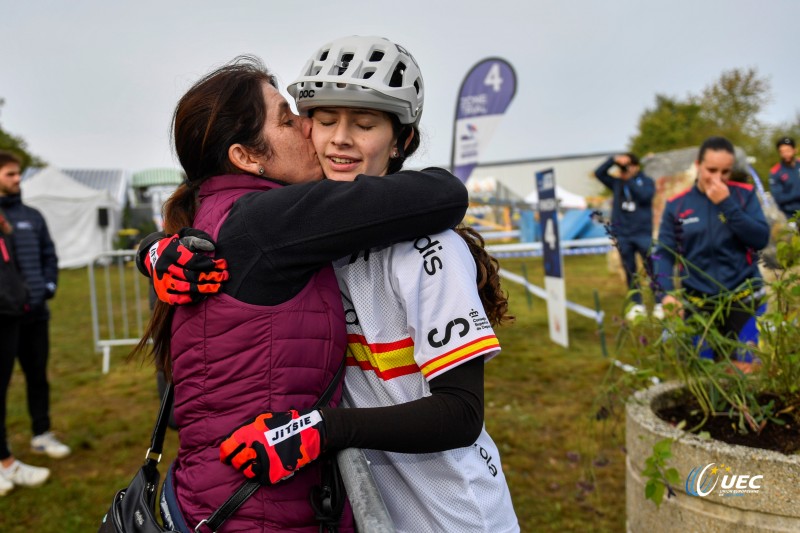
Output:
[768, 136, 800, 221]
[594, 153, 657, 320]
[0, 151, 69, 496]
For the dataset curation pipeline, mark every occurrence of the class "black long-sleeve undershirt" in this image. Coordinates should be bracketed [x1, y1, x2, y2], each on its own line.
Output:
[138, 168, 468, 306]
[321, 356, 485, 453]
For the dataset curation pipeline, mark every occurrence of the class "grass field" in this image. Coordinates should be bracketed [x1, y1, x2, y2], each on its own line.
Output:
[0, 253, 632, 532]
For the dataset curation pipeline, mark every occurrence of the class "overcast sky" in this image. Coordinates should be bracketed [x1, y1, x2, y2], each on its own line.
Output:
[1, 0, 796, 173]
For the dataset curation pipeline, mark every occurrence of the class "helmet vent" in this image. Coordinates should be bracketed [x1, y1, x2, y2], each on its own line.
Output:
[319, 50, 329, 61]
[389, 62, 406, 88]
[368, 50, 384, 62]
[413, 80, 420, 94]
[337, 53, 354, 75]
[362, 70, 375, 80]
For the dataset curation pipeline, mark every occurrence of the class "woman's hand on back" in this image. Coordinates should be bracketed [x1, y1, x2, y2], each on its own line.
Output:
[139, 228, 230, 305]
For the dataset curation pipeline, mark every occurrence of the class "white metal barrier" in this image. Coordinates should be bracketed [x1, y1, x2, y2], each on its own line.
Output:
[497, 267, 605, 323]
[337, 396, 396, 532]
[486, 237, 612, 259]
[88, 250, 150, 373]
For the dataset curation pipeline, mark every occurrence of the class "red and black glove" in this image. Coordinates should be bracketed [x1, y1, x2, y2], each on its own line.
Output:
[142, 228, 229, 305]
[220, 409, 326, 485]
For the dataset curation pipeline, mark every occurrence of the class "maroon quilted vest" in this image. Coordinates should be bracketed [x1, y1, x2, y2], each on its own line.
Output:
[170, 175, 352, 532]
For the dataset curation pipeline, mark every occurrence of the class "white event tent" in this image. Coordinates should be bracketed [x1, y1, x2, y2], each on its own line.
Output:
[524, 185, 588, 210]
[21, 167, 119, 268]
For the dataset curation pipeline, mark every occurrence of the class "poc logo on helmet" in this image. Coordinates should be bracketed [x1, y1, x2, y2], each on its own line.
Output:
[297, 89, 315, 99]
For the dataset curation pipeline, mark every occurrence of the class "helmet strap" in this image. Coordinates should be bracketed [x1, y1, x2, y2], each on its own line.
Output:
[395, 126, 412, 159]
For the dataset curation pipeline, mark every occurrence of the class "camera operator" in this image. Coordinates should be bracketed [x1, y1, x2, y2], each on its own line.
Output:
[594, 153, 657, 320]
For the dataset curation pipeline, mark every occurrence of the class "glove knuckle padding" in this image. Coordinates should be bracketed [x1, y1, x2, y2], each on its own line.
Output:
[177, 228, 217, 252]
[179, 235, 216, 252]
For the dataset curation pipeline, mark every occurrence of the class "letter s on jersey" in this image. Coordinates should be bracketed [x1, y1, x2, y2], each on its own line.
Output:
[427, 318, 470, 348]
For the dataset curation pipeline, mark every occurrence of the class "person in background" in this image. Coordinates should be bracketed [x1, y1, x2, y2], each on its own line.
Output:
[768, 136, 800, 223]
[133, 55, 468, 532]
[653, 136, 769, 362]
[593, 153, 659, 320]
[0, 150, 70, 496]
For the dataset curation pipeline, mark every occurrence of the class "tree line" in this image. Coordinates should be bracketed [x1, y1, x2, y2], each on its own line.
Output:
[0, 99, 44, 169]
[629, 67, 800, 182]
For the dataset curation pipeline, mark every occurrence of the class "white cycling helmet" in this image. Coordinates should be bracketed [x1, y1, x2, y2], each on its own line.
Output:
[288, 35, 424, 125]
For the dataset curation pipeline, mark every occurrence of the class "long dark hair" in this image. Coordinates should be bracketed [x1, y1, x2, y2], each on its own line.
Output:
[387, 121, 513, 326]
[134, 56, 278, 377]
[453, 225, 514, 327]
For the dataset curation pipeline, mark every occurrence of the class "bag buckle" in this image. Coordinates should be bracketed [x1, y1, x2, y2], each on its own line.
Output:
[194, 518, 211, 533]
[145, 447, 162, 463]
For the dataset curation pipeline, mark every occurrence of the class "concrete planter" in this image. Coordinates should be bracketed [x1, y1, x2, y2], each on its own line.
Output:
[626, 381, 800, 533]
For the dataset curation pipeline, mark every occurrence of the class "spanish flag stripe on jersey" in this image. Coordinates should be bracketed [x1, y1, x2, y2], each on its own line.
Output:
[346, 333, 500, 381]
[346, 334, 415, 353]
[419, 335, 500, 378]
[346, 335, 419, 380]
[347, 357, 421, 380]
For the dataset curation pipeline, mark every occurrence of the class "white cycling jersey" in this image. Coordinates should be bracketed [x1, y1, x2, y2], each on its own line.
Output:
[333, 229, 519, 533]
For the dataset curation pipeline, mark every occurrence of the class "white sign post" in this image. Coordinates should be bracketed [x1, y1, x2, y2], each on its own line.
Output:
[536, 168, 569, 347]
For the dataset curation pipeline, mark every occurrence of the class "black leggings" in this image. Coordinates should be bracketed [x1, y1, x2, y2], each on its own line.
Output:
[0, 318, 50, 459]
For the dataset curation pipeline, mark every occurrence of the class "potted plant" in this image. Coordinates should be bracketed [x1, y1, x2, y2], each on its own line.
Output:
[598, 223, 800, 532]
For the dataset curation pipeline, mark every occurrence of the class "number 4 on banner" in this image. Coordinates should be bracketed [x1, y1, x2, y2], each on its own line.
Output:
[450, 57, 517, 183]
[484, 63, 504, 92]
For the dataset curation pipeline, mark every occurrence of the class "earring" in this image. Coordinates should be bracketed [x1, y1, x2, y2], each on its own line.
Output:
[391, 149, 399, 159]
[258, 166, 265, 176]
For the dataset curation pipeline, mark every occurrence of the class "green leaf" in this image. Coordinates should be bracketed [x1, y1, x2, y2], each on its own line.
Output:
[665, 468, 681, 485]
[653, 438, 673, 456]
[646, 481, 666, 507]
[645, 480, 656, 500]
[642, 465, 659, 478]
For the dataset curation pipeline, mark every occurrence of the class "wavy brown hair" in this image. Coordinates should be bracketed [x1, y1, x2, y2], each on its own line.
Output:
[133, 56, 278, 378]
[453, 225, 514, 327]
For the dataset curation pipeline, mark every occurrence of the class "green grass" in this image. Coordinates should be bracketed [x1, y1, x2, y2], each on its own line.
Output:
[0, 254, 630, 532]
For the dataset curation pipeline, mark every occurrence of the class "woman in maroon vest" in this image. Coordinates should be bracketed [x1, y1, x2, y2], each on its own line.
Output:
[134, 56, 467, 532]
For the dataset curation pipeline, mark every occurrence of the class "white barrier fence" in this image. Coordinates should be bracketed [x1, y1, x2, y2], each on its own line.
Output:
[486, 237, 612, 259]
[88, 250, 150, 373]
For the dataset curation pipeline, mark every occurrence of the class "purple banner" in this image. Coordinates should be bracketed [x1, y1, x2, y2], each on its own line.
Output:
[451, 58, 517, 183]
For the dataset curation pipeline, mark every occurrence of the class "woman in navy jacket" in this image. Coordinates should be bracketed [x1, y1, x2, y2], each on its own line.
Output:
[653, 136, 769, 361]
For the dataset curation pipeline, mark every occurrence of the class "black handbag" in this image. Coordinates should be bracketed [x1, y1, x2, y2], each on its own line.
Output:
[99, 360, 345, 533]
[98, 382, 182, 533]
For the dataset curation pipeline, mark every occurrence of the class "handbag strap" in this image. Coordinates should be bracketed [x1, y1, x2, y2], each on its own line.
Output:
[145, 379, 175, 467]
[195, 357, 347, 533]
